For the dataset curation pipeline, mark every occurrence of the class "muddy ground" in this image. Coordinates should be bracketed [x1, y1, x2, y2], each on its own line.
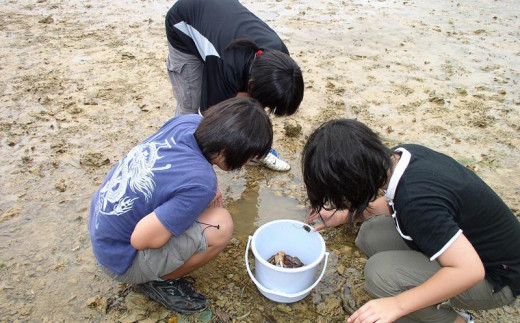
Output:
[0, 0, 519, 322]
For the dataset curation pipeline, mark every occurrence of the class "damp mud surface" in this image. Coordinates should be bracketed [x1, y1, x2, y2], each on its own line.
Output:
[1, 0, 519, 322]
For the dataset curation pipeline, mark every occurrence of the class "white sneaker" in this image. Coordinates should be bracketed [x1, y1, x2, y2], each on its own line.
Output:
[250, 148, 291, 172]
[456, 311, 475, 323]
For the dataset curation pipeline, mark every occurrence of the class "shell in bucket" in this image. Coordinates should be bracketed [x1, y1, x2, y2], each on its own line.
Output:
[245, 219, 329, 303]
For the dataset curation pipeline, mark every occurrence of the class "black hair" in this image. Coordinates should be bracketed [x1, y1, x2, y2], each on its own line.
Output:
[250, 50, 304, 116]
[226, 38, 304, 117]
[301, 119, 393, 224]
[195, 97, 273, 170]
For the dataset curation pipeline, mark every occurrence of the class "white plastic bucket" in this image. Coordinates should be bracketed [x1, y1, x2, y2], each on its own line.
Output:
[245, 219, 329, 303]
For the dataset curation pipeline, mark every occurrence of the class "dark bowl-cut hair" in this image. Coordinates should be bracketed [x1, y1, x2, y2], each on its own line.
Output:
[195, 97, 273, 170]
[301, 119, 393, 224]
[249, 50, 304, 117]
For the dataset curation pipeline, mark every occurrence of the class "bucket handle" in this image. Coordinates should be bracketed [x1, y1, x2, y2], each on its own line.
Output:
[245, 235, 330, 299]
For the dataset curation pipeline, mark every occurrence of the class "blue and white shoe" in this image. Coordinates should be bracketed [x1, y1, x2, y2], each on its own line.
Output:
[456, 311, 475, 323]
[251, 148, 291, 172]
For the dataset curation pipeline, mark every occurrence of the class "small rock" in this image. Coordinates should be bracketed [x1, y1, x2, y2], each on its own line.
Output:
[122, 52, 136, 60]
[341, 284, 357, 314]
[215, 309, 231, 322]
[80, 152, 110, 168]
[316, 296, 343, 316]
[55, 178, 67, 192]
[284, 120, 302, 137]
[167, 315, 179, 323]
[276, 304, 292, 313]
[0, 205, 23, 223]
[38, 15, 54, 24]
[86, 295, 109, 313]
[339, 246, 353, 257]
[428, 92, 445, 105]
[197, 309, 213, 322]
[124, 291, 150, 309]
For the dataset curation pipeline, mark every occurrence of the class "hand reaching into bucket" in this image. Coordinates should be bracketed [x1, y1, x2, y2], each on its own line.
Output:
[305, 208, 350, 231]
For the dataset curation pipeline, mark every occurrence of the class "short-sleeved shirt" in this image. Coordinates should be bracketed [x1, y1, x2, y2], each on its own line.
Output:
[385, 144, 520, 296]
[165, 0, 289, 111]
[88, 114, 217, 275]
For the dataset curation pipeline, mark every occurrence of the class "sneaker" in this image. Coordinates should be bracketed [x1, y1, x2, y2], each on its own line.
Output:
[456, 311, 475, 323]
[250, 148, 291, 172]
[136, 278, 207, 313]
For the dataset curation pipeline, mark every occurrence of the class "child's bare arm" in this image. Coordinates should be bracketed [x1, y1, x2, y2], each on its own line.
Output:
[130, 212, 172, 250]
[363, 196, 392, 218]
[348, 234, 485, 323]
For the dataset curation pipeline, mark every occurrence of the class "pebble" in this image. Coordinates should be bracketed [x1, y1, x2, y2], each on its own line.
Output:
[339, 246, 353, 257]
[276, 304, 292, 313]
[284, 120, 302, 137]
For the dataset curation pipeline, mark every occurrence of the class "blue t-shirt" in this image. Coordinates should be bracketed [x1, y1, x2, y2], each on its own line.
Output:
[88, 114, 217, 275]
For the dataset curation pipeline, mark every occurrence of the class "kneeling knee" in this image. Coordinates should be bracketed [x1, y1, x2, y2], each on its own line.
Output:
[202, 208, 233, 249]
[217, 211, 234, 244]
[364, 253, 402, 298]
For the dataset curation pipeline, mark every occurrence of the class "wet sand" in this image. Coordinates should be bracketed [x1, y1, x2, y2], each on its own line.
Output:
[0, 0, 519, 321]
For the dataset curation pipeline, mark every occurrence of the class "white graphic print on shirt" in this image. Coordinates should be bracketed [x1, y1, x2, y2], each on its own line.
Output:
[94, 133, 174, 229]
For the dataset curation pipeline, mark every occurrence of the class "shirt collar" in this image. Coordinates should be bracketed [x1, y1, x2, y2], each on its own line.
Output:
[384, 147, 411, 201]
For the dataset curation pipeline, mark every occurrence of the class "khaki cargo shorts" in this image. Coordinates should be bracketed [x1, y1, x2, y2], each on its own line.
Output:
[100, 221, 207, 284]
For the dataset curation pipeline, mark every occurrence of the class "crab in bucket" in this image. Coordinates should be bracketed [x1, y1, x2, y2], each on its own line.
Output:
[267, 251, 304, 268]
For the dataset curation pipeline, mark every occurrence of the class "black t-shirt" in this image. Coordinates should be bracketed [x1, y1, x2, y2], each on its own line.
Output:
[165, 0, 289, 111]
[387, 144, 520, 296]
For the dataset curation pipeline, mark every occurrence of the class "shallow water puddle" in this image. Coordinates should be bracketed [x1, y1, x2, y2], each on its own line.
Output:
[227, 186, 308, 236]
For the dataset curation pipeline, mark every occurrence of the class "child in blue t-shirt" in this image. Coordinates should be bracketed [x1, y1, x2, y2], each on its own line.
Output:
[88, 97, 272, 313]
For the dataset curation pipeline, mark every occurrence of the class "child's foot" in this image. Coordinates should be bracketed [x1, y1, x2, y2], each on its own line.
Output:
[136, 277, 207, 313]
[456, 311, 475, 323]
[250, 148, 291, 172]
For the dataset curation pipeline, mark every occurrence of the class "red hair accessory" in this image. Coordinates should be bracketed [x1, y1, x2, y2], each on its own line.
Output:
[255, 49, 264, 56]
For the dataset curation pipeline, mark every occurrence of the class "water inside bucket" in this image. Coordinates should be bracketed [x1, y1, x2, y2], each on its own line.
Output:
[250, 220, 326, 300]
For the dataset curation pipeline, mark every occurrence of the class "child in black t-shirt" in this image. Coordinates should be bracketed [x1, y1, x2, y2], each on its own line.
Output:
[302, 118, 519, 323]
[164, 0, 305, 172]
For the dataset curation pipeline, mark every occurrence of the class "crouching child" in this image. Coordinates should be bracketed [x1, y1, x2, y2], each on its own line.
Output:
[88, 97, 273, 313]
[302, 119, 519, 323]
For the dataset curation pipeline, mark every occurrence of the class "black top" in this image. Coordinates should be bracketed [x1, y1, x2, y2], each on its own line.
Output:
[387, 144, 520, 296]
[165, 0, 289, 111]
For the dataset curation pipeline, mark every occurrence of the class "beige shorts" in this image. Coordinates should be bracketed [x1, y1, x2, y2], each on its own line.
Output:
[100, 221, 207, 284]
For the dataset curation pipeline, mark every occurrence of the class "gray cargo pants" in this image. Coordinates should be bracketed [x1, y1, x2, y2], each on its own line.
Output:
[355, 215, 515, 322]
[167, 43, 204, 116]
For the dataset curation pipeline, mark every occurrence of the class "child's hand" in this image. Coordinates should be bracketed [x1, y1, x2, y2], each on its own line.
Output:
[347, 297, 403, 323]
[305, 208, 348, 231]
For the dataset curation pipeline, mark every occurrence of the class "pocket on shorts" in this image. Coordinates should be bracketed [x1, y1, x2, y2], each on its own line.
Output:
[167, 58, 185, 74]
